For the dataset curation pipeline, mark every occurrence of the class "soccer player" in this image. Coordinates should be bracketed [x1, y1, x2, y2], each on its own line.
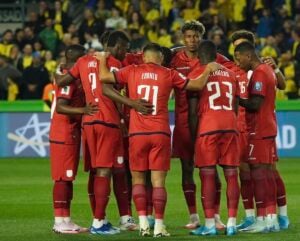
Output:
[50, 44, 97, 234]
[95, 42, 221, 237]
[234, 41, 280, 233]
[188, 41, 240, 236]
[55, 31, 152, 235]
[231, 30, 289, 230]
[98, 30, 139, 231]
[170, 20, 227, 230]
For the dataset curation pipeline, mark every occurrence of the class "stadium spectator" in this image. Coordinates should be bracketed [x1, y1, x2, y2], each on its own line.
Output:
[17, 44, 33, 72]
[95, 0, 111, 21]
[105, 6, 127, 30]
[20, 52, 50, 99]
[0, 55, 21, 100]
[39, 18, 59, 56]
[0, 30, 14, 58]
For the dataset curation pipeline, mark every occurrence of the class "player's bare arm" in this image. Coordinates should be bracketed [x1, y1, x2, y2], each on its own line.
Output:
[188, 96, 199, 143]
[54, 65, 75, 87]
[56, 98, 98, 116]
[93, 52, 116, 84]
[262, 56, 286, 90]
[185, 62, 222, 91]
[238, 95, 264, 112]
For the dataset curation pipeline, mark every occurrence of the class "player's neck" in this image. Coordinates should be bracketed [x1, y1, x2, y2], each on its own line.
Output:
[184, 50, 198, 59]
[251, 58, 262, 70]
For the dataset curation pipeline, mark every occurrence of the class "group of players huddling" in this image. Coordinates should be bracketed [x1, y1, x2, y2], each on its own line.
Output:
[48, 20, 290, 237]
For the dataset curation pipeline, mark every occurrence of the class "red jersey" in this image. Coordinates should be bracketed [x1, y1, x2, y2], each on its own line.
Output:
[170, 51, 234, 128]
[49, 77, 85, 144]
[115, 63, 188, 135]
[170, 50, 199, 128]
[246, 63, 277, 139]
[188, 65, 239, 136]
[122, 52, 144, 66]
[69, 54, 122, 127]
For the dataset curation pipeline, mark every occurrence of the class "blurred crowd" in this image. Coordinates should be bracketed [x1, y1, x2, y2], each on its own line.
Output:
[0, 0, 300, 101]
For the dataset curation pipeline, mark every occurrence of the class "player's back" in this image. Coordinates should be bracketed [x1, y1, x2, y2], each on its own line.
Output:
[125, 63, 187, 135]
[194, 66, 239, 135]
[246, 63, 277, 138]
[69, 54, 121, 126]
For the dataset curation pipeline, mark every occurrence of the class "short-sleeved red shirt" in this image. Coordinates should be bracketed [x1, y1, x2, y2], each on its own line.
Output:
[188, 65, 239, 136]
[49, 74, 85, 144]
[115, 63, 188, 135]
[69, 54, 122, 126]
[246, 63, 277, 139]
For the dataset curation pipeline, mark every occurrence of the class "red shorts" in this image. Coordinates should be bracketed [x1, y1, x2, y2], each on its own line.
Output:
[248, 138, 275, 165]
[272, 141, 279, 162]
[129, 134, 171, 171]
[81, 128, 92, 172]
[172, 125, 194, 160]
[195, 132, 240, 167]
[50, 142, 80, 181]
[239, 132, 249, 163]
[83, 124, 124, 168]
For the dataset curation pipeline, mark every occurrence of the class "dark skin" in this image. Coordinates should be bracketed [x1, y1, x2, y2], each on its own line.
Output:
[55, 51, 99, 116]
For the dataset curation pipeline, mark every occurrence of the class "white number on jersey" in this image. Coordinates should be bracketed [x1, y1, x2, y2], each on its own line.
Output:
[88, 72, 98, 102]
[239, 81, 246, 94]
[50, 90, 56, 119]
[137, 85, 158, 115]
[207, 81, 233, 110]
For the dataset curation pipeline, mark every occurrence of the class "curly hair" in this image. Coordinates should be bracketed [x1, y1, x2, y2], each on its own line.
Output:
[181, 20, 205, 35]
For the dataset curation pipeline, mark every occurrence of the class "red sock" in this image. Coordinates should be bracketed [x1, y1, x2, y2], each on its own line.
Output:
[132, 184, 147, 216]
[266, 169, 277, 215]
[126, 164, 133, 216]
[199, 168, 216, 218]
[94, 176, 111, 220]
[63, 182, 72, 217]
[88, 171, 96, 216]
[146, 185, 153, 216]
[215, 174, 221, 215]
[153, 187, 167, 219]
[224, 168, 240, 217]
[113, 168, 130, 217]
[251, 168, 267, 217]
[274, 169, 287, 207]
[182, 183, 197, 214]
[53, 180, 69, 217]
[239, 170, 254, 209]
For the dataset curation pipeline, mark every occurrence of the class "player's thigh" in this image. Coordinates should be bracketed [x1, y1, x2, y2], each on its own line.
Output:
[172, 125, 194, 160]
[82, 124, 97, 170]
[129, 135, 151, 171]
[239, 131, 249, 163]
[195, 134, 219, 167]
[93, 124, 121, 168]
[50, 142, 80, 181]
[149, 134, 171, 171]
[248, 138, 274, 165]
[219, 132, 240, 167]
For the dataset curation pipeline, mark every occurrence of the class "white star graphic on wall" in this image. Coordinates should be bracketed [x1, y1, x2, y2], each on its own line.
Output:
[7, 114, 50, 157]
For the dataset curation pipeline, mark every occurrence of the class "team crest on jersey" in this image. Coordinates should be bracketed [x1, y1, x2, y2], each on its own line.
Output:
[61, 86, 70, 95]
[253, 82, 262, 91]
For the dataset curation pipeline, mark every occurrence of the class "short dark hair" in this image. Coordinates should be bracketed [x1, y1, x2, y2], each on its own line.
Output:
[198, 40, 217, 62]
[231, 30, 255, 44]
[65, 44, 85, 60]
[99, 30, 112, 46]
[106, 30, 130, 47]
[143, 43, 162, 53]
[161, 46, 172, 67]
[181, 20, 205, 35]
[234, 41, 255, 54]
